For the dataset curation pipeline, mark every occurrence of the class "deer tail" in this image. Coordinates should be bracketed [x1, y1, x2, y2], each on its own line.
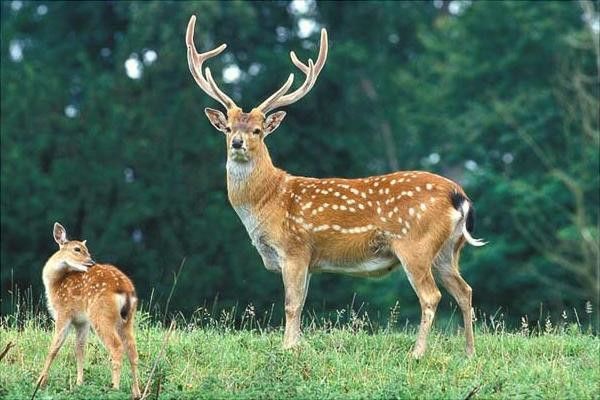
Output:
[450, 191, 487, 247]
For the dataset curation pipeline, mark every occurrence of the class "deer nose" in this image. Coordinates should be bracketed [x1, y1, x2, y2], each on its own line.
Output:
[232, 138, 244, 149]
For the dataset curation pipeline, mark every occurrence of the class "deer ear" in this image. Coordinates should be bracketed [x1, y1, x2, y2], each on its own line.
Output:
[264, 111, 286, 136]
[204, 108, 228, 134]
[53, 222, 68, 246]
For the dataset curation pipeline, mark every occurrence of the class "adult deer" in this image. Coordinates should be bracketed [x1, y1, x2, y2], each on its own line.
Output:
[186, 15, 485, 357]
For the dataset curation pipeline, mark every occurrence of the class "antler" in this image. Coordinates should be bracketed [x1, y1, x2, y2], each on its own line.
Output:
[257, 28, 328, 114]
[186, 15, 238, 110]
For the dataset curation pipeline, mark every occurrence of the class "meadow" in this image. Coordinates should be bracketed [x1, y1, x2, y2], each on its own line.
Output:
[1, 302, 598, 400]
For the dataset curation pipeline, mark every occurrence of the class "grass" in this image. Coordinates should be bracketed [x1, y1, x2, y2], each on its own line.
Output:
[0, 305, 598, 400]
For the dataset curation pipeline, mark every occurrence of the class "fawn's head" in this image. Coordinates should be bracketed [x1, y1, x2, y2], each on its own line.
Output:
[186, 15, 328, 164]
[50, 222, 95, 273]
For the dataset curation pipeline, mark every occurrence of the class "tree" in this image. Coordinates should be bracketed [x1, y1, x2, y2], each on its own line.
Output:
[2, 1, 597, 326]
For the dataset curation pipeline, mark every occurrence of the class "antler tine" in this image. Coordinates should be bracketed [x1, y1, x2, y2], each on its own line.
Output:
[290, 28, 328, 75]
[259, 28, 328, 114]
[262, 59, 315, 112]
[186, 44, 226, 98]
[186, 15, 238, 110]
[255, 73, 296, 113]
[290, 51, 309, 73]
[205, 67, 240, 110]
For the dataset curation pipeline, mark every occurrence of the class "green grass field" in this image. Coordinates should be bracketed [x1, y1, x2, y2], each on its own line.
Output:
[1, 308, 598, 400]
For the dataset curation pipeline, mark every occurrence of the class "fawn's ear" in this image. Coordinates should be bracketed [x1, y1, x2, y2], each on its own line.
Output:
[264, 111, 286, 137]
[204, 108, 228, 134]
[53, 222, 68, 246]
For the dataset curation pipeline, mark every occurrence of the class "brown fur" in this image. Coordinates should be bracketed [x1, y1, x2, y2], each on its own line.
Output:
[37, 223, 141, 398]
[191, 20, 479, 357]
[212, 111, 477, 357]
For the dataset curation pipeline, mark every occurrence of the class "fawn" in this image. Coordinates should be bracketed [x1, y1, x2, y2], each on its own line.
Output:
[37, 222, 141, 398]
[186, 15, 485, 357]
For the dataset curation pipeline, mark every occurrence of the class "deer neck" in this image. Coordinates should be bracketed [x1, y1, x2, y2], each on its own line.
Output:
[42, 254, 70, 290]
[42, 254, 69, 319]
[226, 148, 284, 204]
[226, 148, 286, 239]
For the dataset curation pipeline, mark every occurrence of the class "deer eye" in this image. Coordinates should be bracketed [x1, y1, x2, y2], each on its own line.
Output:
[74, 247, 81, 252]
[253, 128, 261, 135]
[225, 127, 232, 133]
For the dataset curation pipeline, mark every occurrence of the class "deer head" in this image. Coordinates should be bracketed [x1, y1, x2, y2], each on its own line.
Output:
[50, 222, 95, 273]
[186, 15, 328, 164]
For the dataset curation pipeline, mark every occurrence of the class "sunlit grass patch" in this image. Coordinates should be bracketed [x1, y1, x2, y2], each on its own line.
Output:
[1, 304, 598, 400]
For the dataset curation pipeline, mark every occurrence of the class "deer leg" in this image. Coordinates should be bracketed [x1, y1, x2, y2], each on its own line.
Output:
[438, 268, 474, 356]
[120, 313, 141, 399]
[74, 322, 90, 385]
[435, 245, 474, 358]
[301, 273, 311, 310]
[282, 257, 310, 349]
[37, 317, 71, 387]
[90, 314, 124, 389]
[393, 242, 441, 358]
[433, 238, 475, 356]
[408, 267, 441, 358]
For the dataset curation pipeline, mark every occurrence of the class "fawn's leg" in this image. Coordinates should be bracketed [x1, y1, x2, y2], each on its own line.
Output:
[121, 308, 141, 399]
[90, 313, 124, 389]
[301, 273, 311, 311]
[282, 256, 310, 349]
[37, 317, 71, 386]
[74, 321, 90, 385]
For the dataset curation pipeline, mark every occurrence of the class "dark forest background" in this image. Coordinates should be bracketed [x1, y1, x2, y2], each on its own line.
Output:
[1, 1, 598, 327]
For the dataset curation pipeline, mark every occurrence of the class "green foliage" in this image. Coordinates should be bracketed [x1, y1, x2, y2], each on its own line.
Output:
[1, 309, 598, 399]
[400, 1, 600, 317]
[1, 1, 598, 325]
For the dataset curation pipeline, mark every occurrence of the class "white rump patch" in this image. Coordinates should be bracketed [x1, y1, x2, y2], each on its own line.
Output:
[115, 293, 127, 313]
